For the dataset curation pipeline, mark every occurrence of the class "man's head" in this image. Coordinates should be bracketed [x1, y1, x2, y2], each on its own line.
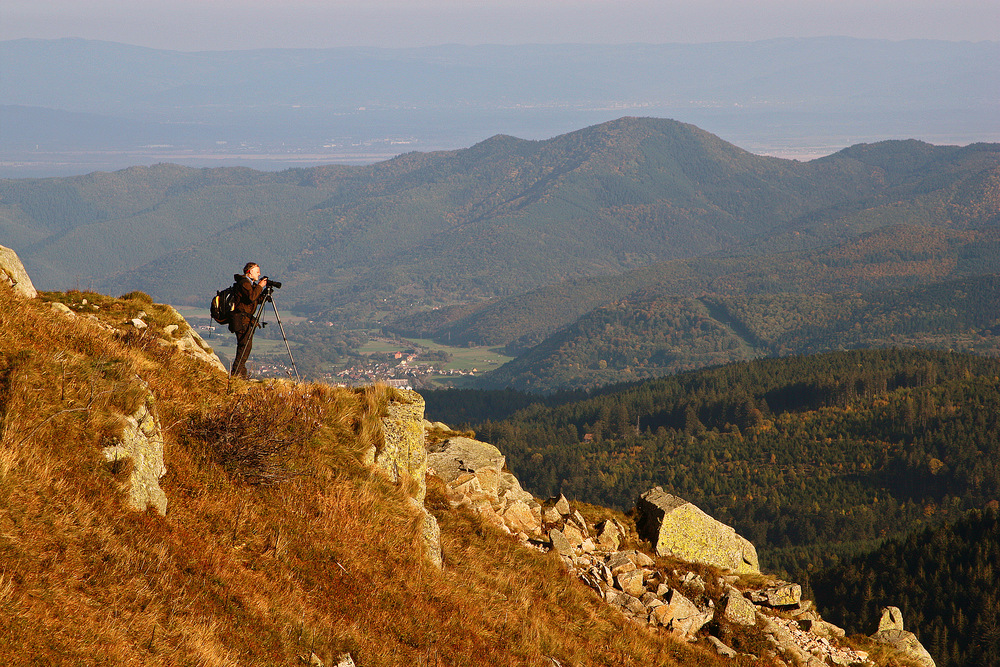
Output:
[243, 262, 260, 280]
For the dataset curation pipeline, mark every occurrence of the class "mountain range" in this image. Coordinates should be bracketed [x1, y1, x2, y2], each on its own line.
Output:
[3, 117, 999, 389]
[3, 38, 997, 176]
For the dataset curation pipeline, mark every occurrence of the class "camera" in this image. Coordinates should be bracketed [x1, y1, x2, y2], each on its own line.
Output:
[261, 276, 282, 289]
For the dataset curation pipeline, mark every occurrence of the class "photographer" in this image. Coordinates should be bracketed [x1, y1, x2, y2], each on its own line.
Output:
[229, 262, 268, 378]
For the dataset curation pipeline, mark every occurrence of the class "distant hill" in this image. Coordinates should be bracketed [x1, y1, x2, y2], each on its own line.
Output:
[4, 37, 999, 178]
[3, 118, 998, 322]
[474, 260, 1000, 392]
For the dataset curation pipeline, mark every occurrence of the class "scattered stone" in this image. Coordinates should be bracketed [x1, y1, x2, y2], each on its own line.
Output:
[628, 549, 655, 567]
[332, 654, 355, 667]
[50, 301, 75, 317]
[749, 582, 802, 607]
[549, 494, 571, 516]
[542, 506, 561, 523]
[502, 500, 539, 535]
[679, 571, 707, 595]
[562, 524, 584, 548]
[717, 589, 757, 626]
[616, 569, 646, 598]
[596, 519, 622, 550]
[654, 588, 708, 639]
[707, 635, 738, 658]
[549, 529, 573, 555]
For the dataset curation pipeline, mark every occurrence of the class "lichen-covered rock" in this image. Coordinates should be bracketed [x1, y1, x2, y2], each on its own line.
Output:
[102, 390, 167, 515]
[363, 390, 443, 567]
[0, 245, 37, 299]
[369, 389, 428, 503]
[718, 589, 757, 626]
[414, 500, 442, 569]
[749, 582, 802, 607]
[877, 605, 905, 632]
[871, 607, 935, 667]
[426, 435, 504, 497]
[636, 487, 759, 574]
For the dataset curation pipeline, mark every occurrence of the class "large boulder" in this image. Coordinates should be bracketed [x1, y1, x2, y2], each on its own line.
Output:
[635, 487, 759, 574]
[0, 245, 37, 299]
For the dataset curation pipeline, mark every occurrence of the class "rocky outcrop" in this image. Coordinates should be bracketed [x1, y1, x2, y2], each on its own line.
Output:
[871, 607, 935, 667]
[0, 245, 37, 299]
[426, 431, 542, 538]
[101, 389, 168, 515]
[161, 306, 227, 373]
[366, 389, 442, 567]
[635, 487, 759, 574]
[418, 415, 921, 666]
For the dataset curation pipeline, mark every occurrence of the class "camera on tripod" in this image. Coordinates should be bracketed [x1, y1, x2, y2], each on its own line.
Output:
[261, 276, 282, 293]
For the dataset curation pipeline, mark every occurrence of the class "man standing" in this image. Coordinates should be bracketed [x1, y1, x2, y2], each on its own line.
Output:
[229, 262, 268, 378]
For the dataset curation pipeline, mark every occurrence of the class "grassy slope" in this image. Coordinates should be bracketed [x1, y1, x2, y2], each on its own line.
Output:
[0, 285, 733, 666]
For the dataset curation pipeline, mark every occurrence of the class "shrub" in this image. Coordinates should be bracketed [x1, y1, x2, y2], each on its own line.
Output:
[187, 385, 323, 484]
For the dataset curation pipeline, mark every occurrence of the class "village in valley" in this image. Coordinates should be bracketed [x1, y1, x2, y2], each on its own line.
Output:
[193, 318, 504, 388]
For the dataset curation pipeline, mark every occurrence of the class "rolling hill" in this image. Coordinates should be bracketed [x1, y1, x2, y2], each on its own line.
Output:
[3, 118, 998, 319]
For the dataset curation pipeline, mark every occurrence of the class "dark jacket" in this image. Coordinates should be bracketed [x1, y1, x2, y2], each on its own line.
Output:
[232, 273, 265, 316]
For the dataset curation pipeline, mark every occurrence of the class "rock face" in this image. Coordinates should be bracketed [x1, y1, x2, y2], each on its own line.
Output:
[635, 487, 759, 574]
[871, 607, 936, 667]
[370, 389, 429, 501]
[426, 431, 543, 538]
[162, 306, 227, 373]
[0, 245, 37, 299]
[365, 389, 442, 567]
[426, 436, 505, 496]
[101, 390, 168, 515]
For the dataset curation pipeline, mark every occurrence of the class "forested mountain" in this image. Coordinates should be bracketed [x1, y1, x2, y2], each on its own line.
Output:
[3, 118, 998, 319]
[430, 349, 1000, 574]
[474, 271, 1000, 391]
[812, 508, 1000, 667]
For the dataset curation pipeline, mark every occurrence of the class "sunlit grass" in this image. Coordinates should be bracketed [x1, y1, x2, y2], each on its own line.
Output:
[0, 286, 730, 666]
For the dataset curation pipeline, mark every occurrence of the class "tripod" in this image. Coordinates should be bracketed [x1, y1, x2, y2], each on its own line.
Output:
[229, 286, 301, 385]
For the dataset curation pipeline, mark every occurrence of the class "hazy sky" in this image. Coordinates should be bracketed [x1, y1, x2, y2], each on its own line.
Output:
[3, 0, 998, 50]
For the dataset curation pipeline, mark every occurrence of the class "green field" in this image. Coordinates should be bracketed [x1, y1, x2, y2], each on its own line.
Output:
[359, 335, 512, 372]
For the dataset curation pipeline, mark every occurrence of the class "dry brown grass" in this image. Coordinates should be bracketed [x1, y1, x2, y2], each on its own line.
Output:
[0, 286, 734, 666]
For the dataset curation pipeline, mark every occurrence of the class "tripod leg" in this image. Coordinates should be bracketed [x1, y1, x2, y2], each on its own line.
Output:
[269, 296, 300, 382]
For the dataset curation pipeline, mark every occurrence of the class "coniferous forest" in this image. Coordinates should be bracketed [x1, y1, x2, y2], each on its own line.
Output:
[427, 348, 1000, 666]
[429, 351, 998, 554]
[812, 508, 1000, 667]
